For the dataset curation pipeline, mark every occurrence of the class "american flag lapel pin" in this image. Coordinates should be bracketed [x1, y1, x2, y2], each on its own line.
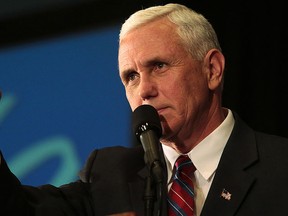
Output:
[220, 188, 232, 201]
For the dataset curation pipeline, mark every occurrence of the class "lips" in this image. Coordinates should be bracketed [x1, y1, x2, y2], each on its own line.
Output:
[140, 103, 168, 115]
[156, 106, 168, 115]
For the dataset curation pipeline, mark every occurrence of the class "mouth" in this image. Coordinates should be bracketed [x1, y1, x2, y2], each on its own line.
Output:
[156, 107, 168, 115]
[138, 104, 168, 116]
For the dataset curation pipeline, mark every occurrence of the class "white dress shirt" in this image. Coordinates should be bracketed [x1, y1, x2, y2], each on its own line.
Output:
[162, 109, 235, 216]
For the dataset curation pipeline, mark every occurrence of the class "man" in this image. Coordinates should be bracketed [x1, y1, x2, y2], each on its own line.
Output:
[1, 3, 288, 216]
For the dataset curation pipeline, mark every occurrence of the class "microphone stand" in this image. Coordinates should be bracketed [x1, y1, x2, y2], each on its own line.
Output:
[143, 174, 155, 216]
[143, 159, 166, 216]
[131, 104, 167, 215]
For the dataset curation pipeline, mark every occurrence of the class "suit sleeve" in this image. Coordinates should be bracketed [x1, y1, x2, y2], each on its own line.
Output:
[0, 151, 32, 215]
[0, 151, 94, 216]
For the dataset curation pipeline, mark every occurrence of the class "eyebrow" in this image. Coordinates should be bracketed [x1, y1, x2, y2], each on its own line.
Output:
[119, 68, 135, 78]
[120, 56, 166, 76]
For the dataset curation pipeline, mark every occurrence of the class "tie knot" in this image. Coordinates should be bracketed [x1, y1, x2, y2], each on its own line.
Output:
[175, 155, 195, 173]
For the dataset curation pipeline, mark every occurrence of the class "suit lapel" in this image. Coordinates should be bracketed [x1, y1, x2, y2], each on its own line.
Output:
[201, 113, 258, 216]
[201, 167, 256, 216]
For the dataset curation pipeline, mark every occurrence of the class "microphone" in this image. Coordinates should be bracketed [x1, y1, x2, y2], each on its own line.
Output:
[132, 104, 165, 183]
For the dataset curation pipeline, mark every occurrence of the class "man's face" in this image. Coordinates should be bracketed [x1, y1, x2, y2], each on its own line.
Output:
[118, 18, 211, 142]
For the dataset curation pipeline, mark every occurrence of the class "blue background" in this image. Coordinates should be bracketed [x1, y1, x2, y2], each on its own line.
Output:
[0, 25, 132, 186]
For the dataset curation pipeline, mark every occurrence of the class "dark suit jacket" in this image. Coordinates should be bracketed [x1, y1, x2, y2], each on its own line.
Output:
[1, 112, 288, 216]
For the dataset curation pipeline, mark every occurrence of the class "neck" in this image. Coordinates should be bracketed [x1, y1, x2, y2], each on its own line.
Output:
[161, 107, 227, 154]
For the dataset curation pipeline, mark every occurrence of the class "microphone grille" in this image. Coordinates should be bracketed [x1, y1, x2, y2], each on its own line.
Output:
[132, 104, 162, 139]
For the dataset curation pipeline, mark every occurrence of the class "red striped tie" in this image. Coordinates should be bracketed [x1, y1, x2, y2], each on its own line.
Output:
[167, 155, 196, 216]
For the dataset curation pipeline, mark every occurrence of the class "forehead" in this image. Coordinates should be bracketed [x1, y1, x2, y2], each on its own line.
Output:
[118, 19, 184, 68]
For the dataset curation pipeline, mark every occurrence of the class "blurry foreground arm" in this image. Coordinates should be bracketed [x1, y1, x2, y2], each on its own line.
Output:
[0, 151, 31, 215]
[0, 151, 94, 216]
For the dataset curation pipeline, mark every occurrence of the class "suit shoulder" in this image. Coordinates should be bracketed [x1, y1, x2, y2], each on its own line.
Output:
[255, 132, 288, 163]
[79, 145, 144, 182]
[255, 131, 288, 147]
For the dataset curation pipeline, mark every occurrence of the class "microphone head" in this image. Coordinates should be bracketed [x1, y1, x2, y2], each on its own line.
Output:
[132, 104, 162, 140]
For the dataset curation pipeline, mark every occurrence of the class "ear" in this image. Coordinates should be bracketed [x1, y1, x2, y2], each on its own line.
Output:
[204, 49, 225, 90]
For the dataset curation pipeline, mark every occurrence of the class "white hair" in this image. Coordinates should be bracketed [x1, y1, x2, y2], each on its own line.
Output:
[119, 3, 221, 60]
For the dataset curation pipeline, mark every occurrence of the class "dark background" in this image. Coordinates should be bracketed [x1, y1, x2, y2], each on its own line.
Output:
[1, 0, 287, 138]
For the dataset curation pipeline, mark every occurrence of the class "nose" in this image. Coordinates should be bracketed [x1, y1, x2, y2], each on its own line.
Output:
[138, 76, 157, 101]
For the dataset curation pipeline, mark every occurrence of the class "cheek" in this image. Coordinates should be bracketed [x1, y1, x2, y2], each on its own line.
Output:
[164, 82, 186, 101]
[125, 89, 139, 111]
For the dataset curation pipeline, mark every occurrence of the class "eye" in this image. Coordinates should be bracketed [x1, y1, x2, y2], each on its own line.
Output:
[127, 71, 138, 82]
[155, 62, 166, 70]
[121, 71, 139, 86]
[153, 61, 169, 73]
